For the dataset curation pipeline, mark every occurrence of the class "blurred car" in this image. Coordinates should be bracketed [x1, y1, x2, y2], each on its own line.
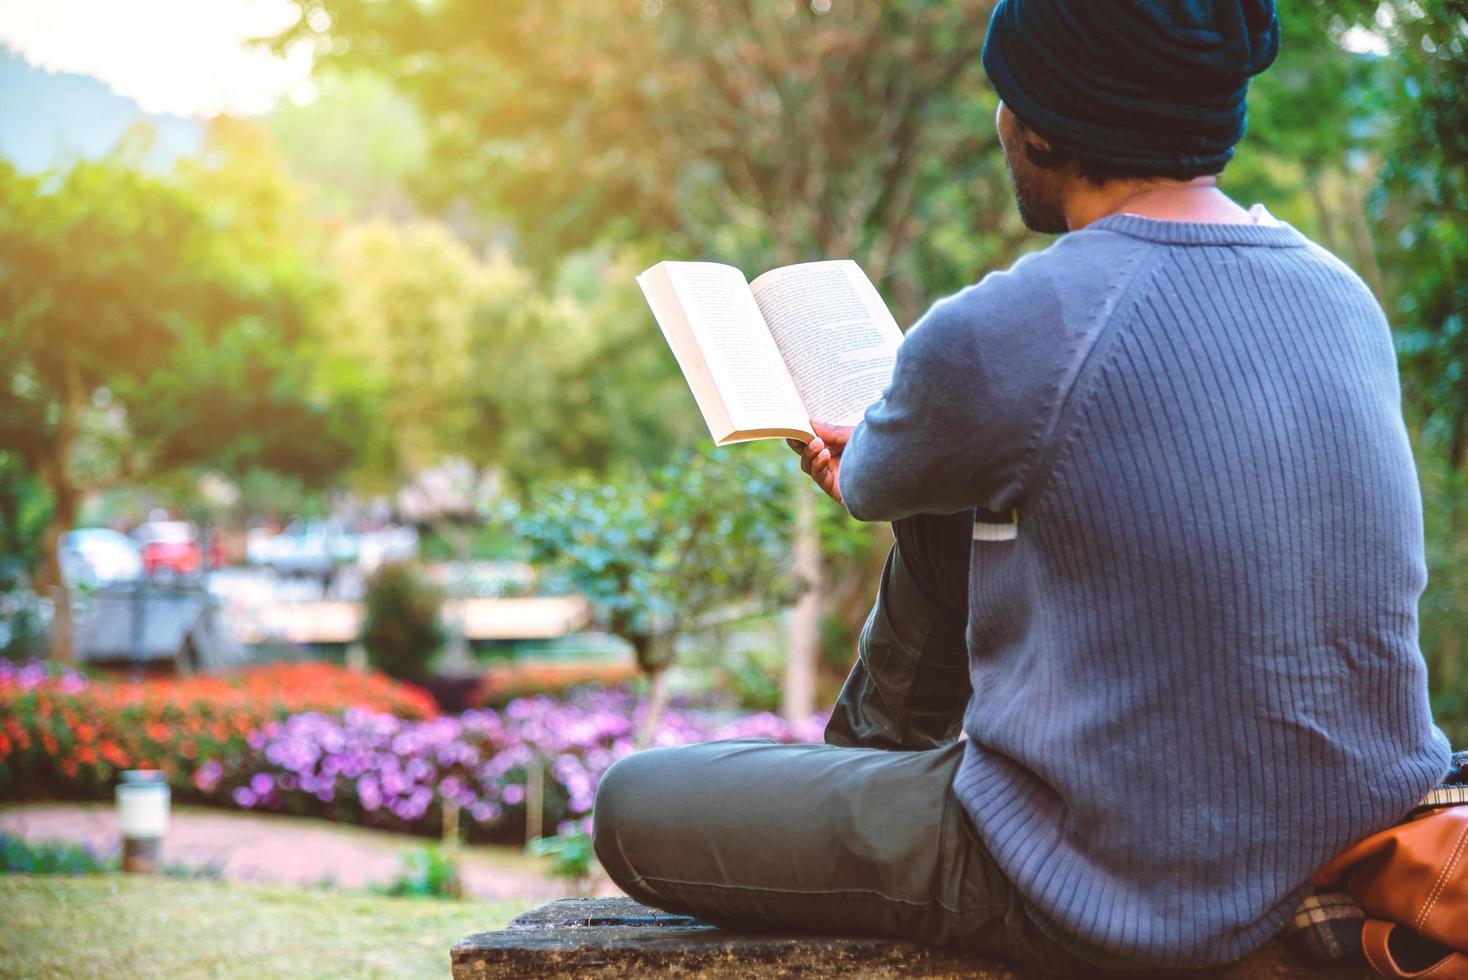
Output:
[60, 528, 143, 588]
[132, 521, 222, 582]
[245, 520, 353, 578]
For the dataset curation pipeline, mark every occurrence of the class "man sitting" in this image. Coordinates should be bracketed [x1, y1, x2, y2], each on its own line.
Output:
[592, 0, 1452, 973]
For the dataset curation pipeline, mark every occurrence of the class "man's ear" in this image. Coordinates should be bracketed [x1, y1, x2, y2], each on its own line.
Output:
[1021, 127, 1054, 156]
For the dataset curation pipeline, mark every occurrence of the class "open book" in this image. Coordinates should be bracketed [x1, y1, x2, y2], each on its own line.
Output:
[636, 259, 903, 445]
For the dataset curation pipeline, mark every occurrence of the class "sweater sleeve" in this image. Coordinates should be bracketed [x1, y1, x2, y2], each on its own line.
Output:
[838, 245, 1108, 522]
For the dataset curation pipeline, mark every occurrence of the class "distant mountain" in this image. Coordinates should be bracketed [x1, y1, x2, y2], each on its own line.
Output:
[0, 49, 204, 173]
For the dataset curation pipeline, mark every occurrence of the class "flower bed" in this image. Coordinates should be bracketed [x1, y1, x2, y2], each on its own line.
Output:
[1, 659, 828, 842]
[0, 660, 436, 797]
[204, 689, 827, 841]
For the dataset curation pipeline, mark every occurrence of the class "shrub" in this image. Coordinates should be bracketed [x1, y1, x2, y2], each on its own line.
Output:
[0, 832, 111, 875]
[527, 829, 593, 885]
[375, 844, 461, 899]
[0, 832, 222, 879]
[469, 657, 638, 706]
[361, 562, 445, 685]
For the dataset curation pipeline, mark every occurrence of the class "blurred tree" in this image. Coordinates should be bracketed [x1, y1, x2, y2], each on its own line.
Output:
[279, 0, 1014, 315]
[0, 122, 359, 662]
[1372, 1, 1468, 466]
[0, 450, 49, 591]
[1237, 1, 1385, 286]
[328, 220, 484, 488]
[476, 250, 704, 492]
[326, 227, 700, 494]
[1367, 0, 1468, 739]
[268, 72, 430, 220]
[517, 445, 799, 743]
[0, 451, 51, 659]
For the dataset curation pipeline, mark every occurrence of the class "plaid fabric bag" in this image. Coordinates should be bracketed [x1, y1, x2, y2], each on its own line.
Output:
[1282, 888, 1366, 963]
[1283, 750, 1468, 966]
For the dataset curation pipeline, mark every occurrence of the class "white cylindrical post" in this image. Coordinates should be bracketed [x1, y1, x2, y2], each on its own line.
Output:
[116, 771, 170, 873]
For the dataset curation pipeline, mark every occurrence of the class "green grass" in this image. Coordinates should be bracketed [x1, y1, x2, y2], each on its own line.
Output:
[1, 875, 535, 979]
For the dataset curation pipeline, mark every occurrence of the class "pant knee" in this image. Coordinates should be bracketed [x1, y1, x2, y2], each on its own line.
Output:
[592, 750, 657, 892]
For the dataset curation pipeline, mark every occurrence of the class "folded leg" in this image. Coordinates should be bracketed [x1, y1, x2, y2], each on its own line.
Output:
[826, 511, 975, 751]
[592, 737, 1083, 977]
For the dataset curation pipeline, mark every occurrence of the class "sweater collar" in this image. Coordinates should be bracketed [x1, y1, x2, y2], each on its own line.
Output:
[1085, 212, 1309, 248]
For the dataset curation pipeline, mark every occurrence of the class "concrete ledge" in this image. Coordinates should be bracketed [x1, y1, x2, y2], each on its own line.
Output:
[450, 897, 1370, 979]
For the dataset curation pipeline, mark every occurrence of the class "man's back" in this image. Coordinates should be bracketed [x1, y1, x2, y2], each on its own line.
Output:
[841, 213, 1453, 966]
[599, 3, 1452, 975]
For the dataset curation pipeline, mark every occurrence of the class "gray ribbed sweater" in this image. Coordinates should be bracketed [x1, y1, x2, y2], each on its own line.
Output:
[838, 214, 1451, 968]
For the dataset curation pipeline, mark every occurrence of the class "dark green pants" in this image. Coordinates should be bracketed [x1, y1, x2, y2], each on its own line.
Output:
[592, 513, 1093, 977]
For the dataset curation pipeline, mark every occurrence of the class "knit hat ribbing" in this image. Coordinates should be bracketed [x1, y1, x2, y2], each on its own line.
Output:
[981, 0, 1281, 173]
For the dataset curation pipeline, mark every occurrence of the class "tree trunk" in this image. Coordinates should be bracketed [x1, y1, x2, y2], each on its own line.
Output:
[1340, 176, 1387, 305]
[1307, 175, 1341, 257]
[635, 665, 670, 749]
[36, 481, 78, 665]
[783, 484, 822, 723]
[36, 358, 85, 665]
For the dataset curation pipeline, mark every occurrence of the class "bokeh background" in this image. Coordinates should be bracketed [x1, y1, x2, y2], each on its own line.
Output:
[0, 1, 1464, 975]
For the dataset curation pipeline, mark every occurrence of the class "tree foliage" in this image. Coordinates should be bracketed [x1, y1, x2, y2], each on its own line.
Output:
[1372, 2, 1468, 465]
[278, 0, 1020, 319]
[323, 226, 700, 493]
[517, 444, 800, 677]
[0, 121, 360, 661]
[267, 72, 430, 220]
[1369, 1, 1468, 741]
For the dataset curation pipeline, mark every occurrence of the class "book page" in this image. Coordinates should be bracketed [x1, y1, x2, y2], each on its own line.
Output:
[660, 262, 809, 438]
[750, 260, 903, 426]
[637, 264, 736, 443]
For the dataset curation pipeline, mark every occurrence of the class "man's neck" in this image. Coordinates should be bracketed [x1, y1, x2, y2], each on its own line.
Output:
[1064, 176, 1253, 231]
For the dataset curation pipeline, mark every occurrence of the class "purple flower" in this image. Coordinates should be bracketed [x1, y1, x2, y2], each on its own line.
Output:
[357, 774, 382, 812]
[193, 678, 828, 838]
[193, 760, 225, 793]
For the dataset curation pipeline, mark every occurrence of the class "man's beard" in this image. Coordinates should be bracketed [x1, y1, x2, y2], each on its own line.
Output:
[1005, 156, 1068, 235]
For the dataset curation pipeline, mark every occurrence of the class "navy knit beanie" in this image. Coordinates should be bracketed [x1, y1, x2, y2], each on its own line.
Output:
[981, 0, 1280, 173]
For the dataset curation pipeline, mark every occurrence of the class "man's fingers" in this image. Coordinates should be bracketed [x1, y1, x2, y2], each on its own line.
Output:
[810, 421, 854, 453]
[789, 428, 845, 507]
[809, 451, 842, 504]
[820, 468, 842, 504]
[800, 437, 824, 476]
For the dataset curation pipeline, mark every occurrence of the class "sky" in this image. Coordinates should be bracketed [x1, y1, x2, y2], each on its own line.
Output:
[0, 0, 316, 117]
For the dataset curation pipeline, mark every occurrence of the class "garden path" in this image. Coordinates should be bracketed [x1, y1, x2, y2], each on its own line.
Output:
[0, 802, 615, 899]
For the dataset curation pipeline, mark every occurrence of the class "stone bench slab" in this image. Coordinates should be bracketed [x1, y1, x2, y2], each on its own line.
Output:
[451, 897, 1370, 979]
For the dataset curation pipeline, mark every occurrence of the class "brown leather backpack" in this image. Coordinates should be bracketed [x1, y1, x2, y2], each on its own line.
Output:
[1315, 799, 1468, 978]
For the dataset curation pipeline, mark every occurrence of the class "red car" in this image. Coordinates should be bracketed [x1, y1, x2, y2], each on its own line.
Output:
[133, 521, 222, 581]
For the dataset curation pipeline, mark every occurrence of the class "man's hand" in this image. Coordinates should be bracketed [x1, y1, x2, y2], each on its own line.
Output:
[786, 421, 854, 506]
